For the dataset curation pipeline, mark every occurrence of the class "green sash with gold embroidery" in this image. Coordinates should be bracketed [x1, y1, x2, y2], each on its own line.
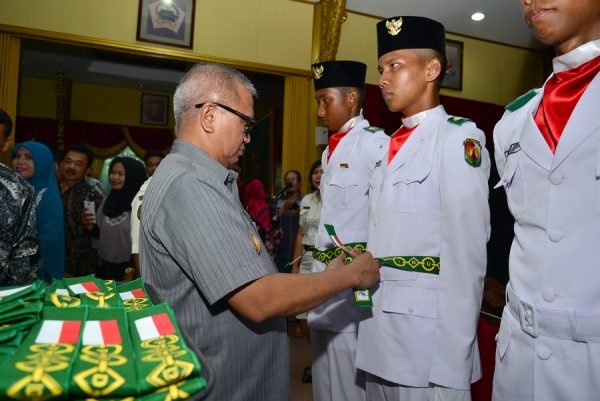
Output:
[70, 307, 138, 398]
[117, 279, 153, 311]
[2, 306, 87, 400]
[127, 304, 205, 396]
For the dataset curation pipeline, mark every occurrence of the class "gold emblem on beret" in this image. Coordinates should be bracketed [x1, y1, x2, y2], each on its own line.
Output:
[386, 17, 403, 36]
[251, 231, 261, 254]
[312, 64, 324, 79]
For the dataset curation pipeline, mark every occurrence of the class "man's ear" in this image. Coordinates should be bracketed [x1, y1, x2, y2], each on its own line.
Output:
[425, 58, 442, 83]
[199, 103, 217, 134]
[1, 136, 12, 153]
[345, 89, 359, 111]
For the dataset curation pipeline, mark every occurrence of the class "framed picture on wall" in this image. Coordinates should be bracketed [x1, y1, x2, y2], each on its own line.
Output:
[136, 0, 196, 49]
[441, 40, 463, 91]
[141, 94, 169, 126]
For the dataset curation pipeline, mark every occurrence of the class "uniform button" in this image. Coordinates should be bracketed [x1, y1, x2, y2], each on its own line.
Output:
[542, 287, 556, 302]
[548, 229, 563, 242]
[408, 306, 414, 313]
[537, 345, 552, 360]
[549, 172, 563, 185]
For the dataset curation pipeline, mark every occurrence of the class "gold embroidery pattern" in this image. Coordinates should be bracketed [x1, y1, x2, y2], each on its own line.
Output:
[7, 343, 74, 400]
[73, 345, 127, 397]
[312, 242, 367, 265]
[141, 335, 194, 388]
[154, 380, 192, 400]
[84, 292, 116, 308]
[50, 293, 81, 308]
[122, 297, 151, 311]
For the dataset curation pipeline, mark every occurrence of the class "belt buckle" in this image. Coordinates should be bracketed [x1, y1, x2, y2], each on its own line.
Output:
[518, 299, 539, 338]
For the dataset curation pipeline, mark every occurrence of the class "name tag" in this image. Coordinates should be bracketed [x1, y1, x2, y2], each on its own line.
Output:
[340, 163, 349, 168]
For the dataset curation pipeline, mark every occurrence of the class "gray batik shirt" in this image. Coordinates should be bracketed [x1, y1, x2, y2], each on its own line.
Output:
[140, 140, 290, 401]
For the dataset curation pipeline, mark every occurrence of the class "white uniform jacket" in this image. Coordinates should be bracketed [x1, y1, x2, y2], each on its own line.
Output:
[356, 106, 490, 389]
[492, 41, 600, 401]
[308, 116, 389, 333]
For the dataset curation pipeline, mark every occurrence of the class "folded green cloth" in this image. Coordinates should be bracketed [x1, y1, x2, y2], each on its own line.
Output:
[70, 308, 139, 398]
[64, 275, 109, 296]
[136, 377, 208, 400]
[117, 279, 153, 311]
[127, 304, 202, 395]
[44, 280, 82, 308]
[0, 281, 45, 305]
[2, 306, 87, 400]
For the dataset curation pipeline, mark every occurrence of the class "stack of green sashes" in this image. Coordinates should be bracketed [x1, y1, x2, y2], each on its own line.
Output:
[0, 277, 208, 400]
[0, 281, 45, 368]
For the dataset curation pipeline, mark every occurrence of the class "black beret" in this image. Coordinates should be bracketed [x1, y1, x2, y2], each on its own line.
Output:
[377, 16, 446, 59]
[311, 60, 367, 91]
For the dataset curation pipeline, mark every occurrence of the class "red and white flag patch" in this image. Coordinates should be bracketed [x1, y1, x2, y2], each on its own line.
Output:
[82, 320, 122, 345]
[35, 320, 81, 344]
[69, 281, 100, 295]
[134, 313, 176, 341]
[119, 289, 146, 300]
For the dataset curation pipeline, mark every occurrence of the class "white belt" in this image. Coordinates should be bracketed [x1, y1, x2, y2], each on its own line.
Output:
[507, 285, 600, 343]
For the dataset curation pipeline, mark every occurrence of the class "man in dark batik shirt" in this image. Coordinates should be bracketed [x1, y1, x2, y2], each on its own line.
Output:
[59, 144, 103, 277]
[0, 108, 37, 285]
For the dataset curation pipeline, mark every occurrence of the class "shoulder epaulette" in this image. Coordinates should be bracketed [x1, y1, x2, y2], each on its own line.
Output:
[505, 89, 537, 112]
[364, 126, 383, 133]
[447, 116, 472, 126]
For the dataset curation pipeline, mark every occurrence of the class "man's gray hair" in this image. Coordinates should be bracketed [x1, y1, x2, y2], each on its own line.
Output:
[173, 63, 257, 130]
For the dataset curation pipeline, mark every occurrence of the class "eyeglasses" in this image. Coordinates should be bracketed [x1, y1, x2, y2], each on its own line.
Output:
[195, 102, 255, 137]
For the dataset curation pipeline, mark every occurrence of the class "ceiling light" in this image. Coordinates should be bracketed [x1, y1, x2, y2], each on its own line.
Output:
[471, 12, 485, 21]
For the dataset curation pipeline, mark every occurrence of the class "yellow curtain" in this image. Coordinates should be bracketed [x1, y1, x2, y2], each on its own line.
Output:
[0, 33, 20, 165]
[282, 75, 318, 194]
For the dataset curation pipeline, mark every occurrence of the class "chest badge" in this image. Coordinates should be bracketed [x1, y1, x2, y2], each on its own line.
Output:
[463, 138, 482, 167]
[251, 232, 261, 254]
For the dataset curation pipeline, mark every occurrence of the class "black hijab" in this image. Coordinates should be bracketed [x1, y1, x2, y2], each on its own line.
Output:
[103, 157, 147, 218]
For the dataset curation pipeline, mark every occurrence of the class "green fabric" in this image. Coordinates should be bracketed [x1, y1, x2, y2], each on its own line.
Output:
[70, 308, 138, 398]
[0, 281, 45, 305]
[312, 242, 368, 264]
[364, 126, 383, 133]
[127, 304, 202, 396]
[505, 89, 537, 111]
[447, 116, 473, 126]
[44, 280, 82, 308]
[64, 275, 109, 296]
[81, 291, 122, 309]
[136, 377, 208, 400]
[377, 255, 440, 274]
[117, 279, 153, 312]
[0, 298, 26, 315]
[2, 306, 87, 401]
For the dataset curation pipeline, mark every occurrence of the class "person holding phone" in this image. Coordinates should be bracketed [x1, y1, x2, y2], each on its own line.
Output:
[59, 144, 103, 277]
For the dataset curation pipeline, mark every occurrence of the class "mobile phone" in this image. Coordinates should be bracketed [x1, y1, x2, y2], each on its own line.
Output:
[83, 200, 95, 214]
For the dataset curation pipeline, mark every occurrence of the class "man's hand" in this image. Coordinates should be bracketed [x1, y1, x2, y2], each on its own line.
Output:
[345, 252, 380, 289]
[81, 209, 96, 231]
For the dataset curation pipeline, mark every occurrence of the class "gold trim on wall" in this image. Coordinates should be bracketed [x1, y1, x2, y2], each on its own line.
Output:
[0, 24, 312, 78]
[0, 32, 20, 165]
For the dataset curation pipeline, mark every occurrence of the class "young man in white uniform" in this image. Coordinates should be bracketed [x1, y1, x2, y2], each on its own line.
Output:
[492, 1, 600, 400]
[356, 16, 490, 401]
[308, 60, 389, 401]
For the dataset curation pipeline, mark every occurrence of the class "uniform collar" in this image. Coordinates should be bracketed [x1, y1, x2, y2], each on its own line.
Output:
[400, 105, 443, 128]
[553, 39, 600, 73]
[337, 110, 364, 132]
[171, 139, 233, 187]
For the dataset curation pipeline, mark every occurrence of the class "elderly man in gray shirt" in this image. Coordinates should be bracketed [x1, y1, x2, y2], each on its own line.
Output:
[140, 63, 380, 401]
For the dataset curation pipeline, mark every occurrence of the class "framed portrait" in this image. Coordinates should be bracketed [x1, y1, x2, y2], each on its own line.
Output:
[136, 0, 196, 49]
[141, 94, 169, 126]
[441, 40, 463, 91]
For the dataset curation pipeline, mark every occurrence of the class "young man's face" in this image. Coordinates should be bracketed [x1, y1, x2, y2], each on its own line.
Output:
[378, 49, 431, 117]
[520, 0, 600, 54]
[315, 88, 354, 132]
[145, 156, 162, 177]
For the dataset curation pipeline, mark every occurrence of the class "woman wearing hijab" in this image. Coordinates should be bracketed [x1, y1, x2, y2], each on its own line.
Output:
[12, 141, 65, 280]
[83, 157, 146, 280]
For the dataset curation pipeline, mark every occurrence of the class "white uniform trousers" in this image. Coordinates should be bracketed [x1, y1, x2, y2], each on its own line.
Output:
[365, 373, 471, 401]
[311, 328, 366, 401]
